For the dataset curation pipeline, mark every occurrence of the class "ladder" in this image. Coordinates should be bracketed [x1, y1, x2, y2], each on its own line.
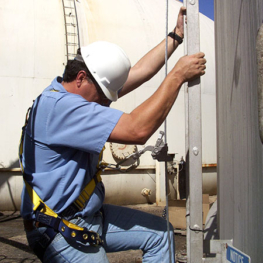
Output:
[62, 0, 80, 61]
[184, 0, 203, 262]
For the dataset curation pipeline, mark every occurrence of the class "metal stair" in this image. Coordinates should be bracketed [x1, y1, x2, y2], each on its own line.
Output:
[62, 0, 80, 61]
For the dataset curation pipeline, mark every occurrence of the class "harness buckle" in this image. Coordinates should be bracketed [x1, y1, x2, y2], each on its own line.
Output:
[34, 201, 45, 212]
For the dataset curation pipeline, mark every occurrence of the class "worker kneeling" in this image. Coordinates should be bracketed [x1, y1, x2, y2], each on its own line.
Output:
[20, 7, 206, 263]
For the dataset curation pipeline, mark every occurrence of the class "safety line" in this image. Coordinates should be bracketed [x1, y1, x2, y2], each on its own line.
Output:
[164, 1, 172, 263]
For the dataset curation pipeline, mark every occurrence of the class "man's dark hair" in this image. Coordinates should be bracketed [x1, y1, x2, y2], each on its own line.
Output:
[63, 48, 93, 83]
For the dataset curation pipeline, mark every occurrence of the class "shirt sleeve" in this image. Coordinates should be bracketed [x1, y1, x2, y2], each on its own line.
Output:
[46, 93, 123, 154]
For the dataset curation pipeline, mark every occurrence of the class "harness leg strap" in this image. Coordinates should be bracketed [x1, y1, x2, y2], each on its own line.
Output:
[35, 211, 104, 246]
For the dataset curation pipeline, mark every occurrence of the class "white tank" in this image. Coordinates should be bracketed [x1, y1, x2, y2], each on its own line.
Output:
[0, 0, 216, 210]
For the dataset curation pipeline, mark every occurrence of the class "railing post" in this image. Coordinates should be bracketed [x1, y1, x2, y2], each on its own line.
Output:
[185, 0, 203, 262]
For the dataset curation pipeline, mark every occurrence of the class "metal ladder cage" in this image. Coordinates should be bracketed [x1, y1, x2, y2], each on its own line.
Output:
[62, 0, 80, 61]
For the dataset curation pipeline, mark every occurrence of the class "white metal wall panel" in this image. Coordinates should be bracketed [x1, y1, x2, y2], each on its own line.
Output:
[0, 0, 65, 168]
[0, 0, 216, 208]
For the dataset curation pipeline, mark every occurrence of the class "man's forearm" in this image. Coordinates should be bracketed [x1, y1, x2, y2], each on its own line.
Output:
[119, 6, 186, 98]
[109, 52, 206, 145]
[119, 36, 181, 98]
[109, 70, 183, 145]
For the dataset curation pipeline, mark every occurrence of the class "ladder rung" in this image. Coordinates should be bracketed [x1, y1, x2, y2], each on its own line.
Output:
[66, 23, 76, 26]
[67, 33, 77, 36]
[64, 6, 74, 9]
[67, 43, 78, 46]
[66, 14, 75, 17]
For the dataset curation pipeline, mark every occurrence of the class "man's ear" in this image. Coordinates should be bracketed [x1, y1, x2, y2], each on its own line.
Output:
[76, 70, 87, 87]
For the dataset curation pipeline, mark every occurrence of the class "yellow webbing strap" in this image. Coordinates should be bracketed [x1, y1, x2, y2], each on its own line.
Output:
[74, 171, 102, 209]
[61, 218, 84, 231]
[24, 179, 58, 218]
[73, 146, 105, 209]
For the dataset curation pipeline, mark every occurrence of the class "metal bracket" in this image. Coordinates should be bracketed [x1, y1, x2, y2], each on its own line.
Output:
[202, 240, 233, 263]
[100, 131, 174, 172]
[151, 131, 175, 162]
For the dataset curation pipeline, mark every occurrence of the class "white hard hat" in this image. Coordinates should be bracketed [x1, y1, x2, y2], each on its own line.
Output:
[81, 41, 131, 101]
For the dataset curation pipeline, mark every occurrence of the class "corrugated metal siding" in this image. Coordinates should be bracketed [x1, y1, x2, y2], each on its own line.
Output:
[215, 0, 263, 260]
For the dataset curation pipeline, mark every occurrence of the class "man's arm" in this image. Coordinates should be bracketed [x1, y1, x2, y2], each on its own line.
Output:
[119, 7, 186, 98]
[109, 52, 206, 145]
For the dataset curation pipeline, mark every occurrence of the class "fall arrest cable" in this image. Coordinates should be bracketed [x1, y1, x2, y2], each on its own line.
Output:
[164, 1, 172, 263]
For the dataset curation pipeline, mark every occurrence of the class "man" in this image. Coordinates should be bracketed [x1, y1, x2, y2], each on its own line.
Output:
[20, 7, 206, 263]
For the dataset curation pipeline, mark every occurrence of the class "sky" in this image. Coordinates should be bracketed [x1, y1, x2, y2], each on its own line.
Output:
[179, 0, 214, 20]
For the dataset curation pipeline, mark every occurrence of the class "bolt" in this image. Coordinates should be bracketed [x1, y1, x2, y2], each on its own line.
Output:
[193, 224, 201, 231]
[193, 147, 199, 156]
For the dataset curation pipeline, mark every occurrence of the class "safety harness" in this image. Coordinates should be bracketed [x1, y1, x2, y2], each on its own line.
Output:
[18, 98, 104, 260]
[19, 92, 175, 261]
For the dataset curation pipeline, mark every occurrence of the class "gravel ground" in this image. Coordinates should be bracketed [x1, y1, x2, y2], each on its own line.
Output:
[0, 205, 186, 263]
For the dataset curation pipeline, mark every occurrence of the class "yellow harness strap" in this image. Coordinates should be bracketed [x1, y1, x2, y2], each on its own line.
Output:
[19, 98, 105, 224]
[24, 179, 85, 231]
[74, 171, 102, 210]
[24, 180, 58, 218]
[18, 91, 105, 247]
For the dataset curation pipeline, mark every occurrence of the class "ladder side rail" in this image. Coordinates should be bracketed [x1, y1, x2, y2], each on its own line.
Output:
[186, 0, 203, 262]
[62, 0, 69, 61]
[62, 0, 80, 60]
[73, 0, 80, 49]
[183, 0, 190, 261]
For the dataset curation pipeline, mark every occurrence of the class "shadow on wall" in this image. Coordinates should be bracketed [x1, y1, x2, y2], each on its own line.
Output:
[230, 0, 243, 105]
[0, 158, 23, 212]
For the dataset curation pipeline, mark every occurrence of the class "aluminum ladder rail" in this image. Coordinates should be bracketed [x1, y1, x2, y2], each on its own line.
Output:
[62, 0, 80, 61]
[184, 0, 203, 262]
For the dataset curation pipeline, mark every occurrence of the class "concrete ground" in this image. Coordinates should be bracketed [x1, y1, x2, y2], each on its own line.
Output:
[0, 205, 186, 263]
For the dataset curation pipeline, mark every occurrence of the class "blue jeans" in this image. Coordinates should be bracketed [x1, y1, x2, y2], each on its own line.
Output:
[26, 204, 175, 263]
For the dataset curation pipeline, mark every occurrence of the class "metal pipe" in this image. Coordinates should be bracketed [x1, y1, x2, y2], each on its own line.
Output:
[0, 168, 21, 173]
[0, 164, 217, 173]
[0, 166, 156, 174]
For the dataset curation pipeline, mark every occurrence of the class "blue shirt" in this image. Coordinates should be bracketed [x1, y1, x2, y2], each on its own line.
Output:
[20, 77, 123, 219]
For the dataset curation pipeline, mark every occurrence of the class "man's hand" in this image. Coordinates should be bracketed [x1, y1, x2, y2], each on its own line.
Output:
[175, 7, 186, 39]
[172, 52, 206, 83]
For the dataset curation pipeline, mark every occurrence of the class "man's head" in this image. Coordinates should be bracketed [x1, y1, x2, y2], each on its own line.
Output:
[63, 41, 131, 102]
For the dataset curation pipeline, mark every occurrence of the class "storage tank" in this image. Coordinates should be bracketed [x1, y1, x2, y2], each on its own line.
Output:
[0, 0, 216, 210]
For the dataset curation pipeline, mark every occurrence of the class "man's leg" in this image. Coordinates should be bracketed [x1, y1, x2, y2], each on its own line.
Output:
[102, 204, 175, 263]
